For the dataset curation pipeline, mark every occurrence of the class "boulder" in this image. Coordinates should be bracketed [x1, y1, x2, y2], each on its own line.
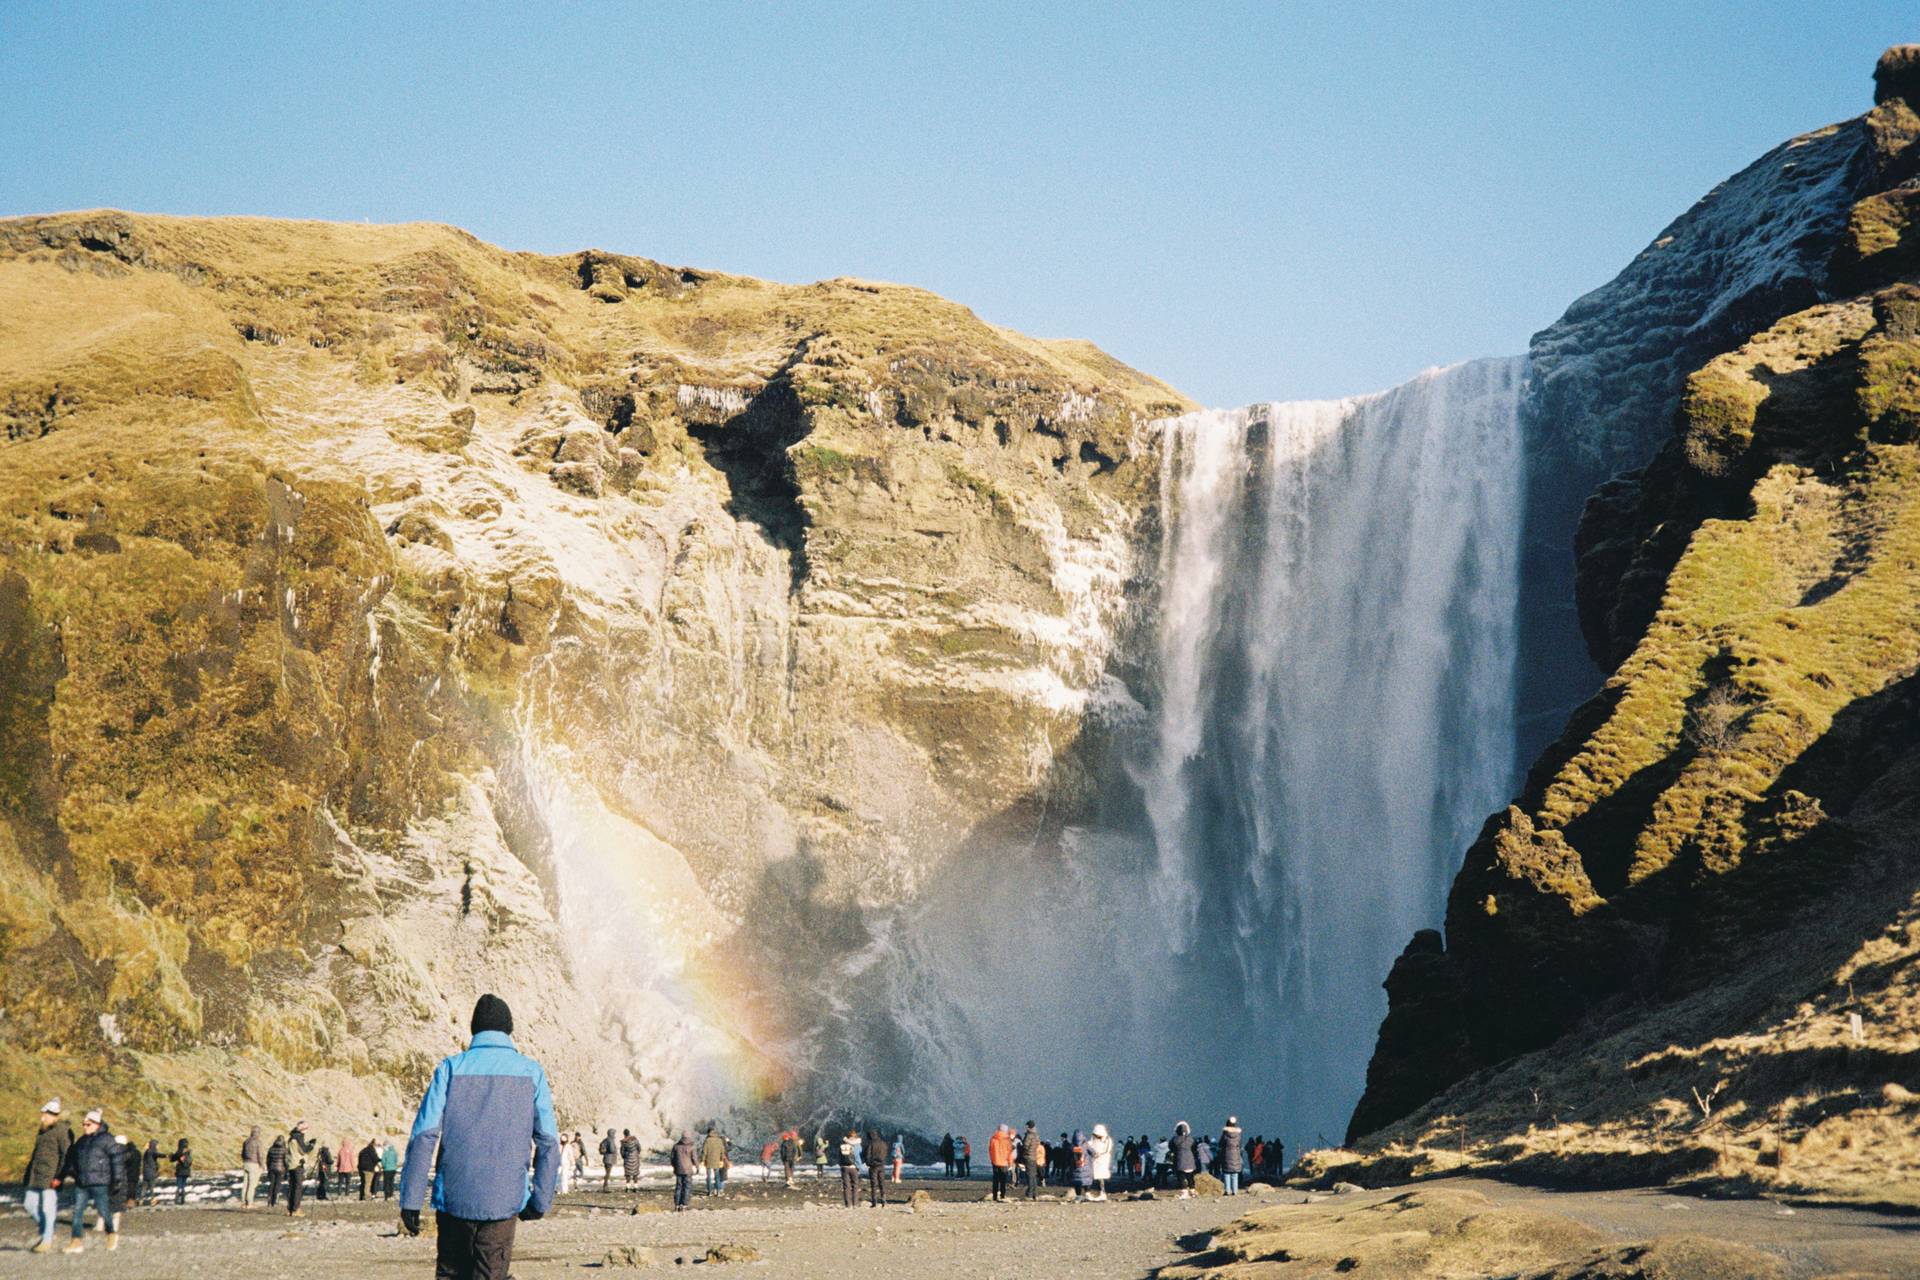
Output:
[1193, 1173, 1225, 1197]
[908, 1189, 934, 1211]
[1332, 1182, 1365, 1195]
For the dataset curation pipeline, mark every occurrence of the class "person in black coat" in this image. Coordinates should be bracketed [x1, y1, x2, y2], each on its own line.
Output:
[170, 1138, 192, 1205]
[58, 1110, 124, 1253]
[108, 1136, 135, 1224]
[357, 1138, 380, 1200]
[140, 1140, 160, 1207]
[265, 1133, 288, 1205]
[862, 1128, 890, 1207]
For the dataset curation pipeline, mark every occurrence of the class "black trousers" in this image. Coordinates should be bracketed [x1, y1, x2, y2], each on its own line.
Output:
[868, 1165, 886, 1206]
[674, 1174, 691, 1208]
[267, 1170, 283, 1204]
[991, 1166, 1010, 1200]
[383, 1169, 396, 1199]
[436, 1212, 516, 1280]
[1022, 1161, 1039, 1198]
[315, 1170, 330, 1200]
[287, 1170, 305, 1214]
[839, 1166, 857, 1207]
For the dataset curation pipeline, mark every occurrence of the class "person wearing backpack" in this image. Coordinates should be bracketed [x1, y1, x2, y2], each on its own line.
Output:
[1067, 1130, 1092, 1201]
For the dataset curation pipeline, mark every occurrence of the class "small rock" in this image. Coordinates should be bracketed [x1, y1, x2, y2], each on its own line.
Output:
[602, 1244, 656, 1268]
[1243, 1182, 1272, 1196]
[1883, 1081, 1919, 1107]
[908, 1190, 934, 1211]
[703, 1244, 761, 1264]
[1332, 1182, 1364, 1195]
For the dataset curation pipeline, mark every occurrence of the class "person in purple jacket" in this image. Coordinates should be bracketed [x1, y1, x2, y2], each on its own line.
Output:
[398, 994, 558, 1280]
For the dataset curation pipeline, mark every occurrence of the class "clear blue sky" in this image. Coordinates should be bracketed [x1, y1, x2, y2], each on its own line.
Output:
[2, 2, 1909, 406]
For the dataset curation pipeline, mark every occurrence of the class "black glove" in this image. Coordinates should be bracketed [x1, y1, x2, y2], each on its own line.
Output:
[399, 1208, 420, 1236]
[517, 1203, 544, 1222]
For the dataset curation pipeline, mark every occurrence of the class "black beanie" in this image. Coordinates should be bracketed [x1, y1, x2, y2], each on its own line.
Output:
[471, 994, 513, 1036]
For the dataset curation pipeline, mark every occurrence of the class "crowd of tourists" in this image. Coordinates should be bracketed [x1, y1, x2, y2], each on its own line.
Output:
[16, 993, 1294, 1278]
[963, 1117, 1282, 1203]
[19, 1096, 404, 1254]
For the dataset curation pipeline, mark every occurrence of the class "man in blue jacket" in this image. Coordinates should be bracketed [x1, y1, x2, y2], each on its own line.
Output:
[398, 994, 558, 1280]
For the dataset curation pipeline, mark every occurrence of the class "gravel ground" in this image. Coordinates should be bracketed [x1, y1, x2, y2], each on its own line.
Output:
[3, 1175, 1915, 1277]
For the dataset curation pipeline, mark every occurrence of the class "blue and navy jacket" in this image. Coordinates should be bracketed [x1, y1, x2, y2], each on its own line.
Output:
[398, 1030, 559, 1221]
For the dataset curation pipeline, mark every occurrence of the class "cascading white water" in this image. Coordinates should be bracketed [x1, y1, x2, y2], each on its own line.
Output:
[1136, 356, 1524, 1143]
[843, 358, 1524, 1153]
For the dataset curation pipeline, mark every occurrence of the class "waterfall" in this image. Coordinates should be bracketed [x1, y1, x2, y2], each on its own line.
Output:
[1136, 356, 1525, 1143]
[844, 357, 1524, 1153]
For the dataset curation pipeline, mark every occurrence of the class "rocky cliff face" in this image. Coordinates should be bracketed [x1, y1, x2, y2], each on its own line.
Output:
[0, 212, 1189, 1157]
[1513, 96, 1877, 762]
[1348, 49, 1920, 1206]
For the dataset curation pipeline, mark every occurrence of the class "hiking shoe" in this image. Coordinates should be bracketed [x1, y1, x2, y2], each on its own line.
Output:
[63, 1241, 84, 1254]
[29, 1240, 51, 1254]
[107, 1235, 119, 1251]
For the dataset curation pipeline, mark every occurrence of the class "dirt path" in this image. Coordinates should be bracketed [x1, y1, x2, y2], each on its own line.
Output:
[2, 1175, 1914, 1278]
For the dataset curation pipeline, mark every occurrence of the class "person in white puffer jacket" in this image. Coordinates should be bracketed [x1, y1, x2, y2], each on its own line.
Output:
[1085, 1124, 1114, 1202]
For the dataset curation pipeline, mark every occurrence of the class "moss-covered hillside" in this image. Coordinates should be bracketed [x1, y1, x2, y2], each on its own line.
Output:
[1346, 48, 1920, 1207]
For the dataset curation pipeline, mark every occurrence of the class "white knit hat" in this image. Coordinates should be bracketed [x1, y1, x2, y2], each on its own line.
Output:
[41, 1098, 61, 1115]
[84, 1109, 103, 1124]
